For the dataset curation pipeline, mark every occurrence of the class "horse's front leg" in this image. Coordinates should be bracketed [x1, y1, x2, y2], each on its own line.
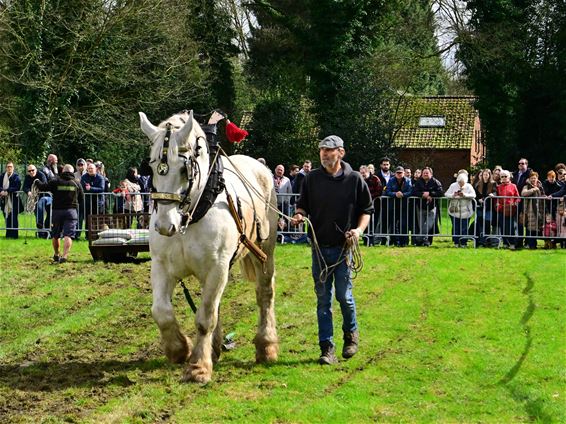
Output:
[151, 261, 192, 364]
[184, 267, 229, 384]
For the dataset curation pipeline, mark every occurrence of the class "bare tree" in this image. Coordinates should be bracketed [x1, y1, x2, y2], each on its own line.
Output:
[219, 0, 256, 59]
[432, 0, 471, 76]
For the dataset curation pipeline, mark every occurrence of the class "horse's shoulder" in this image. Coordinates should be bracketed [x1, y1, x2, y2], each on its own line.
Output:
[224, 155, 271, 179]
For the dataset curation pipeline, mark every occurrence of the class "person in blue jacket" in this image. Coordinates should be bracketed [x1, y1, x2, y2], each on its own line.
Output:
[384, 166, 413, 246]
[81, 162, 105, 237]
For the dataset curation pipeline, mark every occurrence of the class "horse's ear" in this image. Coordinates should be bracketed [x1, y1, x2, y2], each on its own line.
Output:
[176, 110, 194, 145]
[139, 112, 161, 142]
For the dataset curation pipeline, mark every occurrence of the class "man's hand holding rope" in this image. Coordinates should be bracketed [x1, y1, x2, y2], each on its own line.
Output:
[290, 209, 306, 227]
[345, 228, 362, 247]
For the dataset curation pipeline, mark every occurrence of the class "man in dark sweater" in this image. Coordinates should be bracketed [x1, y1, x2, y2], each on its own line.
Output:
[35, 164, 83, 263]
[291, 135, 373, 365]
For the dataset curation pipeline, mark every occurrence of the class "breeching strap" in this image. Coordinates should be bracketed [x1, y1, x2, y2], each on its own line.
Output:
[225, 188, 268, 264]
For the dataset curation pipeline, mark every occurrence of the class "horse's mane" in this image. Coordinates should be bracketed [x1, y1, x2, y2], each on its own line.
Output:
[158, 110, 192, 130]
[150, 110, 204, 162]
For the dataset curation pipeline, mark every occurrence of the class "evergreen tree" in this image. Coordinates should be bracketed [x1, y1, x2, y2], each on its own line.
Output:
[237, 93, 319, 168]
[187, 0, 240, 114]
[246, 0, 447, 163]
[457, 0, 566, 171]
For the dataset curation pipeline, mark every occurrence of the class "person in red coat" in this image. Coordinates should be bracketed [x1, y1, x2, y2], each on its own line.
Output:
[495, 170, 521, 249]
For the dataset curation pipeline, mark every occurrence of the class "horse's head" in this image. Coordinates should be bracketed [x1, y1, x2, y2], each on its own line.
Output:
[139, 110, 209, 237]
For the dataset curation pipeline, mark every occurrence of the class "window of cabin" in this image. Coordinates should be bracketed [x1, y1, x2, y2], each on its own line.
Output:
[419, 116, 446, 127]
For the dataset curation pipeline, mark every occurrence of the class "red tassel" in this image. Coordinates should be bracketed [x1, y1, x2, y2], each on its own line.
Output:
[226, 121, 249, 143]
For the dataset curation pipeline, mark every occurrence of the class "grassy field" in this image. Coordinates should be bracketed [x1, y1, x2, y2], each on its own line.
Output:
[0, 237, 564, 423]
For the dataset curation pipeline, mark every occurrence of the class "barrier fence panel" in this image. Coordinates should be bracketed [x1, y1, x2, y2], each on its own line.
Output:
[367, 197, 477, 247]
[0, 191, 152, 239]
[2, 191, 565, 249]
[273, 193, 565, 248]
[275, 193, 308, 244]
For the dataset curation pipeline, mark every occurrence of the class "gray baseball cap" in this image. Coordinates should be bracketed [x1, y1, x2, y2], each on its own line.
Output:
[318, 135, 344, 149]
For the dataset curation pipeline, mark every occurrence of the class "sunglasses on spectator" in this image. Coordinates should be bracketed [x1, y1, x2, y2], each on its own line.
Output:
[27, 169, 35, 173]
[518, 162, 526, 165]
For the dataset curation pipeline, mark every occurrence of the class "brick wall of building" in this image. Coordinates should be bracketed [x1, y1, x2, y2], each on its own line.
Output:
[398, 149, 471, 189]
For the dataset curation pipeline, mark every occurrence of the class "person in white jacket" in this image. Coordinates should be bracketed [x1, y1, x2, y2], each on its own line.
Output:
[445, 171, 476, 246]
[273, 164, 293, 216]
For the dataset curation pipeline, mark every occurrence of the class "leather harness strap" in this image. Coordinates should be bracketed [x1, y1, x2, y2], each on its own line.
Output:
[225, 188, 267, 264]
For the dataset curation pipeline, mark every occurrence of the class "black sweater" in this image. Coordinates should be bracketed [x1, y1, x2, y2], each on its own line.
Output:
[296, 161, 373, 246]
[35, 172, 83, 210]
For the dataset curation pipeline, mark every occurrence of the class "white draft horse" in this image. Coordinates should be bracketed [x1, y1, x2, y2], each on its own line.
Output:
[139, 110, 279, 383]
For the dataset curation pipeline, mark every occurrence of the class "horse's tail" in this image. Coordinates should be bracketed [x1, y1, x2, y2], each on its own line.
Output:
[240, 254, 257, 282]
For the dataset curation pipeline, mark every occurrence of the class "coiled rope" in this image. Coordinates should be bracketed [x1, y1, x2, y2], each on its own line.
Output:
[26, 181, 41, 214]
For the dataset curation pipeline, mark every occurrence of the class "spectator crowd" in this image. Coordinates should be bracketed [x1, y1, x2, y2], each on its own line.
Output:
[270, 157, 566, 250]
[0, 154, 151, 241]
[1, 154, 565, 250]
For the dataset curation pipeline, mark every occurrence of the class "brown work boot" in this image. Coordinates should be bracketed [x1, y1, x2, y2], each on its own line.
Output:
[318, 341, 337, 365]
[342, 331, 359, 359]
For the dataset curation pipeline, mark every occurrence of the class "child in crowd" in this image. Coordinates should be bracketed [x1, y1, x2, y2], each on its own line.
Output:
[543, 214, 557, 249]
[112, 180, 129, 213]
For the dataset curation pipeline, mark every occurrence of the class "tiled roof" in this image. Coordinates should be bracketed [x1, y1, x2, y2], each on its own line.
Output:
[394, 96, 478, 149]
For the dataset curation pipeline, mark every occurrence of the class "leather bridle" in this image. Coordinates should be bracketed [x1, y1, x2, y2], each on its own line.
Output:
[150, 122, 206, 223]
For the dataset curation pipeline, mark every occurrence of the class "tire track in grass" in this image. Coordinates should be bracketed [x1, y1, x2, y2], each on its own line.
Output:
[322, 288, 430, 396]
[498, 273, 554, 423]
[255, 277, 429, 422]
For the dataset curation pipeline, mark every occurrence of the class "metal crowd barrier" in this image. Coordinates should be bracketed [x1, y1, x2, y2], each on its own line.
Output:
[2, 191, 564, 249]
[272, 193, 565, 248]
[0, 191, 152, 239]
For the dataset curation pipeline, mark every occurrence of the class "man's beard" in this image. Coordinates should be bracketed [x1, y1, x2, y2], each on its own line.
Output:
[321, 157, 338, 168]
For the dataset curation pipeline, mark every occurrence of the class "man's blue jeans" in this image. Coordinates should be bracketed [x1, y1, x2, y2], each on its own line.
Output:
[36, 196, 52, 227]
[311, 247, 358, 344]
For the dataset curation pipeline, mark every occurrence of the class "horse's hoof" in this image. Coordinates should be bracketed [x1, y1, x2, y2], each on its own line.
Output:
[183, 361, 212, 384]
[164, 335, 192, 364]
[256, 342, 279, 363]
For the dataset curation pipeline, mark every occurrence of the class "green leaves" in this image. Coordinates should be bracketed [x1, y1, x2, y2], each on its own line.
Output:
[245, 0, 447, 168]
[457, 0, 566, 171]
[0, 0, 211, 173]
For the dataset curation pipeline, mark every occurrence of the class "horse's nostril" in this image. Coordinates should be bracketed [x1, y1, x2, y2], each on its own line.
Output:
[169, 224, 176, 235]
